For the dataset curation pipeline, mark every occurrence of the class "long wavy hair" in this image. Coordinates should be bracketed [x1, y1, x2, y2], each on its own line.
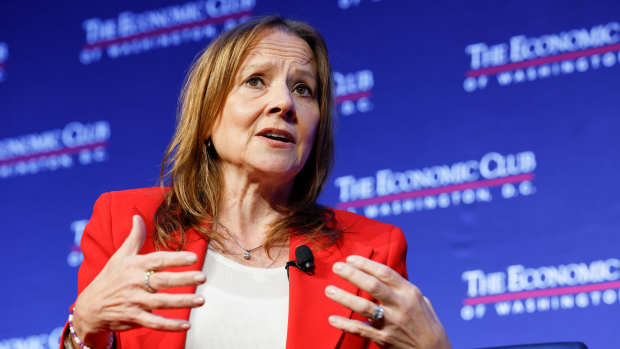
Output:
[154, 16, 340, 251]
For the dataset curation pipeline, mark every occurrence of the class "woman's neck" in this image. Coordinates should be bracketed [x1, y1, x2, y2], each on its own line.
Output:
[216, 163, 293, 247]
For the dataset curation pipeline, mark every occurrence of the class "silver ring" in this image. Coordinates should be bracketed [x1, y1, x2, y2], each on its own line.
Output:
[371, 305, 384, 321]
[145, 270, 157, 293]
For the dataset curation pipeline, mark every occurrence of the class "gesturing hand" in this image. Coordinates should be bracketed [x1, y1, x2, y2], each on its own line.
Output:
[325, 255, 451, 349]
[72, 215, 206, 348]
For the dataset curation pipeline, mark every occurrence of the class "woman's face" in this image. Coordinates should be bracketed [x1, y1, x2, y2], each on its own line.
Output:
[211, 29, 320, 183]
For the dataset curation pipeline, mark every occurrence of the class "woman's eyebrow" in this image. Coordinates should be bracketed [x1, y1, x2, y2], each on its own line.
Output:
[291, 68, 317, 83]
[238, 62, 316, 83]
[239, 62, 275, 76]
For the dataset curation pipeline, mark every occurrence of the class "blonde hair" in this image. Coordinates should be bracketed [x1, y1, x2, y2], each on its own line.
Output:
[154, 16, 339, 251]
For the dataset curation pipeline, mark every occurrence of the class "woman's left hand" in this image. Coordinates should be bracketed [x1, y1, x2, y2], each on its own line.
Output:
[325, 255, 452, 349]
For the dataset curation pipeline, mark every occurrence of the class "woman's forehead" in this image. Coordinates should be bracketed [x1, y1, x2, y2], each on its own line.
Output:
[244, 29, 315, 67]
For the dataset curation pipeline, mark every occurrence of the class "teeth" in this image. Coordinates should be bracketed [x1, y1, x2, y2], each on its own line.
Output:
[263, 132, 291, 142]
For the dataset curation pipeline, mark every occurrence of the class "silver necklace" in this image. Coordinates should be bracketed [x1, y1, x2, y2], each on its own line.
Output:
[265, 244, 284, 268]
[217, 223, 265, 260]
[207, 243, 284, 268]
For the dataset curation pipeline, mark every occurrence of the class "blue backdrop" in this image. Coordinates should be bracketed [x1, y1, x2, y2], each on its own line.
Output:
[1, 1, 619, 348]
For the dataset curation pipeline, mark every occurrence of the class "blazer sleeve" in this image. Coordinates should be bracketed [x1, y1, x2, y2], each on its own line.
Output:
[60, 193, 118, 349]
[364, 226, 409, 349]
[76, 192, 119, 293]
[386, 225, 409, 280]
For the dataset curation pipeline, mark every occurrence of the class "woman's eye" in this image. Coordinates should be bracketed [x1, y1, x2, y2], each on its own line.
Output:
[246, 76, 264, 88]
[293, 84, 313, 97]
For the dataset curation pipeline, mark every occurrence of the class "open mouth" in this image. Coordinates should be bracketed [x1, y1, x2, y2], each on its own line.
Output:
[257, 129, 295, 143]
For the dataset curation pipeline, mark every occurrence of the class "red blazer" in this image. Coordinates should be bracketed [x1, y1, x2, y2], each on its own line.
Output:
[62, 188, 409, 349]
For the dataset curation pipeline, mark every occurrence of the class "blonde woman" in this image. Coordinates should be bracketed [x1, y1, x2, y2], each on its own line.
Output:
[62, 16, 451, 349]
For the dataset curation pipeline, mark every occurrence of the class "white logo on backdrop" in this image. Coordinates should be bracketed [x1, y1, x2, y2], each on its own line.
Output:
[68, 219, 88, 267]
[460, 258, 620, 320]
[0, 42, 8, 83]
[334, 151, 536, 217]
[337, 0, 383, 10]
[463, 21, 620, 92]
[0, 327, 63, 349]
[79, 0, 255, 64]
[0, 121, 111, 179]
[334, 69, 374, 116]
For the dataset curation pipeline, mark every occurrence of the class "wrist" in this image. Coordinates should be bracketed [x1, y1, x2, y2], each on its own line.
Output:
[69, 307, 112, 349]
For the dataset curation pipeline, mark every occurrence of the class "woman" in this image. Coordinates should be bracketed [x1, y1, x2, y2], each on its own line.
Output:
[62, 16, 451, 349]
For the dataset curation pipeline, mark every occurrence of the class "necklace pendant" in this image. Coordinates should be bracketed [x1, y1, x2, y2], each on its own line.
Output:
[243, 250, 251, 260]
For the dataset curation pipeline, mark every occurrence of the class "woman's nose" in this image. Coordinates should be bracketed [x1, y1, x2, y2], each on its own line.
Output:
[267, 84, 296, 122]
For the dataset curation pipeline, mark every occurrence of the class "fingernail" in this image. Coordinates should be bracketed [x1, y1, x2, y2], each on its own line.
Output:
[194, 273, 206, 282]
[328, 316, 338, 325]
[325, 286, 336, 296]
[346, 255, 361, 263]
[333, 262, 344, 272]
[194, 296, 204, 304]
[182, 322, 190, 329]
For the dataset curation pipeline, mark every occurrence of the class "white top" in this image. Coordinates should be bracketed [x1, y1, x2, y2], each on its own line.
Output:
[184, 248, 289, 349]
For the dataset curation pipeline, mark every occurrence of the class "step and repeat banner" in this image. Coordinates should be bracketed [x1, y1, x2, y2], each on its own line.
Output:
[1, 1, 619, 348]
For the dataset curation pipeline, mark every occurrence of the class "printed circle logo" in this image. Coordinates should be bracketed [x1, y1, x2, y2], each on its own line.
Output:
[463, 21, 620, 92]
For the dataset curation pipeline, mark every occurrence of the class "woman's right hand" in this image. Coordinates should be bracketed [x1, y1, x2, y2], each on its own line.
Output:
[71, 215, 206, 348]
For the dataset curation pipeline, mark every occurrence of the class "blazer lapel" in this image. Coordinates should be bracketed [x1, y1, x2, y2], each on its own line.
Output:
[123, 228, 208, 349]
[286, 234, 373, 349]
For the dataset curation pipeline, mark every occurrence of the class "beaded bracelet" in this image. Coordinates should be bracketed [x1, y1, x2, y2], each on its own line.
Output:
[68, 307, 113, 349]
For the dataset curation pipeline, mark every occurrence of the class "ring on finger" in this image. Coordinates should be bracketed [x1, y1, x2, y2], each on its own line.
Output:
[370, 304, 384, 321]
[145, 270, 157, 293]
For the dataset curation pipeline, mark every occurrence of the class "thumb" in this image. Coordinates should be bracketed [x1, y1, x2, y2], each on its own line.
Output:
[116, 214, 146, 257]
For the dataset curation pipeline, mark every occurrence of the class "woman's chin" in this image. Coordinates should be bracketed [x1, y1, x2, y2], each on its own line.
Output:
[250, 162, 301, 181]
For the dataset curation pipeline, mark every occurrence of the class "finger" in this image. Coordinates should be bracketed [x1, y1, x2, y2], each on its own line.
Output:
[149, 271, 206, 290]
[140, 251, 198, 270]
[345, 255, 406, 289]
[136, 311, 192, 332]
[143, 293, 205, 310]
[332, 262, 394, 304]
[325, 285, 380, 319]
[423, 296, 439, 322]
[328, 316, 387, 346]
[116, 214, 146, 257]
